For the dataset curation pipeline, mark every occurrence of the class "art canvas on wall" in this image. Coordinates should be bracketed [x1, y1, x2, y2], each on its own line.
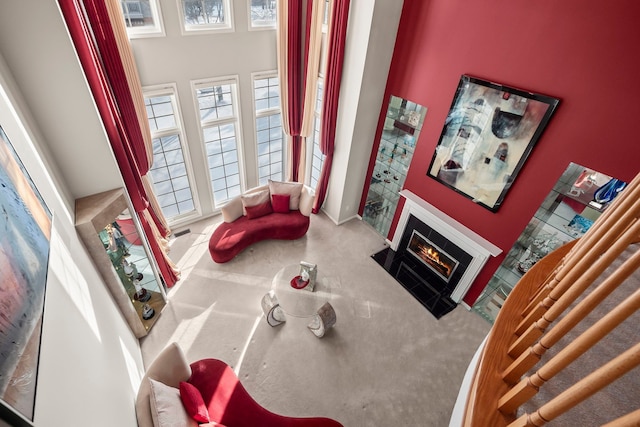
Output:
[0, 126, 51, 425]
[427, 75, 560, 211]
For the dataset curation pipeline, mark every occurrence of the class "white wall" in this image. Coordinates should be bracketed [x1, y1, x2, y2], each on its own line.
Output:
[0, 53, 144, 427]
[0, 2, 146, 426]
[131, 0, 278, 219]
[0, 0, 121, 206]
[322, 0, 404, 225]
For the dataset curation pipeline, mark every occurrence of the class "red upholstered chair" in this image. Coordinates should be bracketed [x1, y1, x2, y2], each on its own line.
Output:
[135, 342, 342, 427]
[189, 358, 342, 427]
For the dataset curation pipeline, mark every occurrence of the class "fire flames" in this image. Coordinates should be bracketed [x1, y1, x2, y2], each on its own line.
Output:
[419, 245, 453, 277]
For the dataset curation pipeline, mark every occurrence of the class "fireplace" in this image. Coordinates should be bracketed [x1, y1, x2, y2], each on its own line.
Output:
[372, 190, 502, 318]
[407, 230, 459, 282]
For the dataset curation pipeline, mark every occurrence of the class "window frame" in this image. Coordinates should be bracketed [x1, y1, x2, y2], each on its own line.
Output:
[248, 0, 277, 31]
[121, 0, 166, 39]
[191, 76, 247, 209]
[306, 76, 326, 191]
[176, 0, 235, 35]
[252, 70, 285, 186]
[143, 83, 201, 225]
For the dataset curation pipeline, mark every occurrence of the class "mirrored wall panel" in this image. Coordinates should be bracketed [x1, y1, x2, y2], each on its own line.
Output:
[99, 210, 165, 331]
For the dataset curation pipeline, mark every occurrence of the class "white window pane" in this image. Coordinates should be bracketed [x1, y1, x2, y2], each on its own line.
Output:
[178, 199, 195, 213]
[168, 163, 187, 178]
[257, 130, 269, 144]
[268, 95, 280, 109]
[224, 162, 239, 176]
[151, 166, 170, 182]
[196, 79, 242, 209]
[256, 116, 269, 131]
[182, 0, 229, 28]
[208, 153, 223, 168]
[165, 150, 184, 166]
[226, 174, 240, 187]
[217, 105, 234, 119]
[258, 165, 270, 177]
[121, 0, 163, 36]
[154, 179, 173, 195]
[256, 99, 269, 111]
[250, 0, 277, 28]
[158, 195, 178, 211]
[162, 204, 180, 218]
[145, 91, 196, 220]
[177, 191, 194, 205]
[223, 150, 238, 164]
[211, 167, 225, 180]
[172, 176, 190, 191]
[227, 185, 241, 198]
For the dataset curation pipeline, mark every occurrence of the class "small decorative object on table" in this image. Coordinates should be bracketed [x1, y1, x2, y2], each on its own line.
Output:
[261, 290, 286, 326]
[298, 261, 317, 292]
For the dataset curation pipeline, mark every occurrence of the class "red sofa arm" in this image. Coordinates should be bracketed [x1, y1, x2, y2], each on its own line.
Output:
[188, 359, 342, 427]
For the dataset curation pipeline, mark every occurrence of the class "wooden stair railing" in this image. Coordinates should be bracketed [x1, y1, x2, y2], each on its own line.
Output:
[462, 171, 640, 427]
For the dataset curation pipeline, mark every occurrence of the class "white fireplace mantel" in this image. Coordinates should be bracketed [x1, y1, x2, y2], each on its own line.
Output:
[391, 190, 502, 302]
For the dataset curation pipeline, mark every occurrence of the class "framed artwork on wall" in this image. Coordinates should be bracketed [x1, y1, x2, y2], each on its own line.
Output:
[427, 75, 560, 212]
[0, 126, 52, 426]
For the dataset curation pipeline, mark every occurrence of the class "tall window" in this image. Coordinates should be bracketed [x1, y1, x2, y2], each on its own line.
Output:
[120, 0, 165, 38]
[249, 0, 277, 29]
[253, 73, 284, 186]
[193, 77, 243, 207]
[306, 4, 330, 190]
[309, 78, 325, 190]
[144, 85, 197, 221]
[179, 0, 233, 33]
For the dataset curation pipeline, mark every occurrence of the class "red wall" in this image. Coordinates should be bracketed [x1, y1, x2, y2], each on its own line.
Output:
[362, 0, 640, 305]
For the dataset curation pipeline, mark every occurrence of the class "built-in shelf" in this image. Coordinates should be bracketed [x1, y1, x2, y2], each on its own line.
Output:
[75, 188, 166, 338]
[363, 95, 427, 237]
[472, 162, 619, 324]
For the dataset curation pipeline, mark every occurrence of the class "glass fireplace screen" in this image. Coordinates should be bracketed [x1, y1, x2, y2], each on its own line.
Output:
[407, 230, 459, 282]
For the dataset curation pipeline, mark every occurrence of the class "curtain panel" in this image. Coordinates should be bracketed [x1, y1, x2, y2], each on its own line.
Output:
[312, 0, 350, 214]
[58, 0, 180, 287]
[277, 0, 323, 183]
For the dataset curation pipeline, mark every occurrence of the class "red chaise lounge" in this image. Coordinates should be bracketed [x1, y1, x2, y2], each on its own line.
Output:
[209, 181, 314, 263]
[136, 342, 342, 427]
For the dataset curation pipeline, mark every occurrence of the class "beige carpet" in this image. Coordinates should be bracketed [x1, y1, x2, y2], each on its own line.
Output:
[140, 212, 491, 426]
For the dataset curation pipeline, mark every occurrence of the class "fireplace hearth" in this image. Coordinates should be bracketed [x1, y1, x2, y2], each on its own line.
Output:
[373, 215, 472, 318]
[372, 190, 502, 319]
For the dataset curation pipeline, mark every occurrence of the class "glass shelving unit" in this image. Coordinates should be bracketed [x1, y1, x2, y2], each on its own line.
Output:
[473, 162, 624, 324]
[363, 95, 427, 237]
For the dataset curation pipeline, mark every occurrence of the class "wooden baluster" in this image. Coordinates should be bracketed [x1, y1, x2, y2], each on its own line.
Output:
[509, 219, 640, 358]
[602, 409, 640, 427]
[499, 286, 640, 414]
[518, 177, 640, 325]
[507, 341, 640, 427]
[503, 246, 640, 384]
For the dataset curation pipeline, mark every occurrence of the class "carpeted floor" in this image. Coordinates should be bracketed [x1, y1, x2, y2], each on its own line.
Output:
[139, 212, 491, 426]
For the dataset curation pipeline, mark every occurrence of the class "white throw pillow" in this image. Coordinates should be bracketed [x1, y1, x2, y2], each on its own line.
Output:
[220, 197, 243, 223]
[268, 180, 303, 210]
[241, 189, 271, 215]
[149, 378, 198, 427]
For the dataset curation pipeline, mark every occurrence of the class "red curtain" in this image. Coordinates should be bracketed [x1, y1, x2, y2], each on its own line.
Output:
[312, 0, 350, 213]
[58, 0, 179, 287]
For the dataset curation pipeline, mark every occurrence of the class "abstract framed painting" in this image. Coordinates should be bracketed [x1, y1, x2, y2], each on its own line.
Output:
[0, 126, 52, 426]
[427, 75, 559, 212]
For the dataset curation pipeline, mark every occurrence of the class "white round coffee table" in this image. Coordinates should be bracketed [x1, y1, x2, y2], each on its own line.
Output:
[261, 264, 337, 337]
